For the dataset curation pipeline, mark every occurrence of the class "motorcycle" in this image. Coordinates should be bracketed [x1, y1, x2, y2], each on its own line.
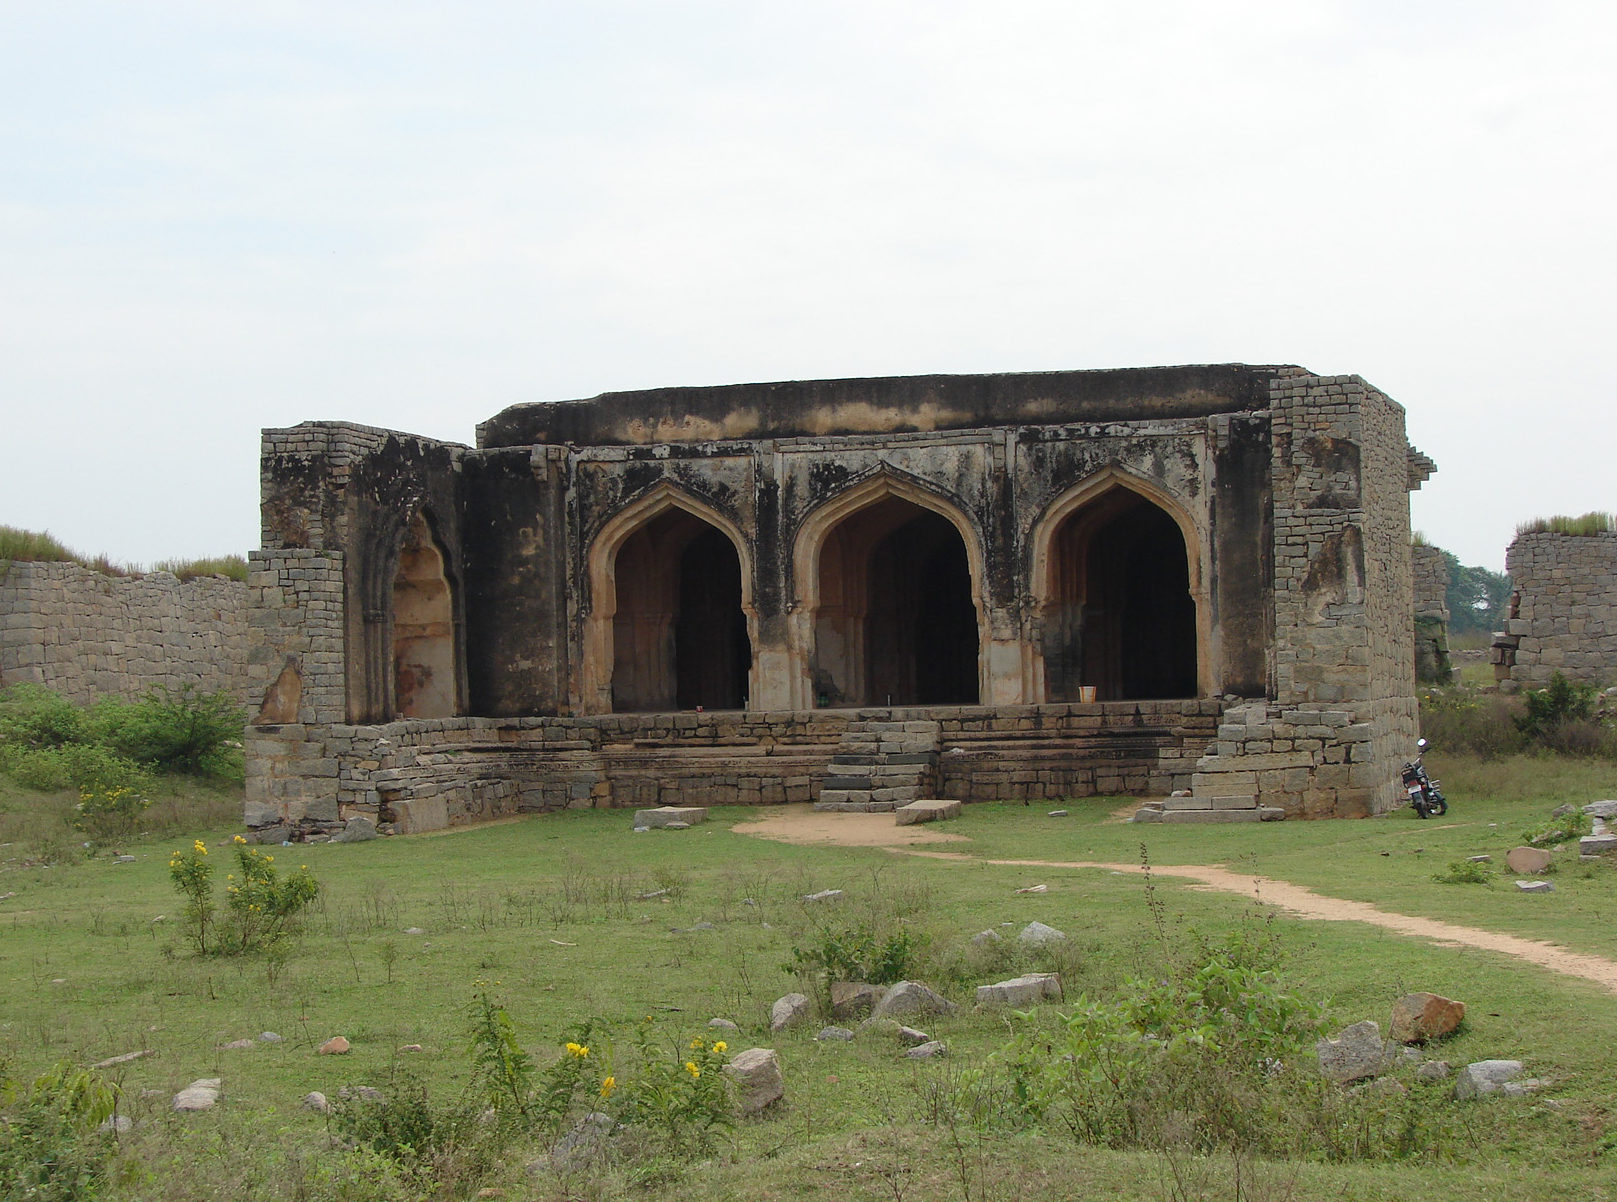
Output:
[1401, 738, 1447, 819]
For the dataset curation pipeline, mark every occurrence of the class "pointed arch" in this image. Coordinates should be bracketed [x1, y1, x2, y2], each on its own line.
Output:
[789, 468, 987, 708]
[391, 508, 460, 718]
[580, 483, 757, 714]
[1028, 466, 1209, 701]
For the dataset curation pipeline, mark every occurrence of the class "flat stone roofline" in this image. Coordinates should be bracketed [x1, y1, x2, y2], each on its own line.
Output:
[475, 363, 1301, 449]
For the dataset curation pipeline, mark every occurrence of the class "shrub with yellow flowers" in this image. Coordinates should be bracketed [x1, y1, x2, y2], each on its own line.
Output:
[612, 1017, 734, 1156]
[167, 835, 318, 955]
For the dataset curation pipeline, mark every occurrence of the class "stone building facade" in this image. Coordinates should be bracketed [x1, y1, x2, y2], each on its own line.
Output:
[245, 364, 1434, 834]
[1411, 544, 1453, 684]
[1492, 531, 1617, 687]
[0, 560, 249, 706]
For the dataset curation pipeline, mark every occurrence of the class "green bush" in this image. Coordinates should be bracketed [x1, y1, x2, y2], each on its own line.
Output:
[1417, 687, 1526, 759]
[785, 919, 924, 993]
[0, 683, 88, 751]
[0, 742, 153, 796]
[1432, 858, 1493, 885]
[0, 1061, 119, 1202]
[167, 836, 320, 955]
[92, 684, 243, 775]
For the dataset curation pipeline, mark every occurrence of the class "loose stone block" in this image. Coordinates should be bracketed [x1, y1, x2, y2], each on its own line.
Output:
[894, 799, 962, 825]
[975, 973, 1062, 1006]
[633, 806, 708, 829]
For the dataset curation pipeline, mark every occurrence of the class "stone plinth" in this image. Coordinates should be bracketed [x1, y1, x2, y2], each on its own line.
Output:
[634, 805, 709, 829]
[895, 799, 962, 826]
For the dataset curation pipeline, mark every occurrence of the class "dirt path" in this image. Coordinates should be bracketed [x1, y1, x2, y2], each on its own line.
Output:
[732, 807, 1617, 996]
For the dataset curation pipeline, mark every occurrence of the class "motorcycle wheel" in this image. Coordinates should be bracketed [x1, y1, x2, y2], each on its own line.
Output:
[1431, 798, 1447, 817]
[1413, 802, 1429, 819]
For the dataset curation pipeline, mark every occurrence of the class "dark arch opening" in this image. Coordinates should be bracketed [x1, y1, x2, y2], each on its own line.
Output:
[611, 509, 750, 711]
[813, 497, 979, 707]
[1044, 491, 1196, 701]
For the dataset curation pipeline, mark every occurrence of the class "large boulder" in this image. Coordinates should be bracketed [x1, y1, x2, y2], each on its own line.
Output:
[1505, 846, 1553, 874]
[1388, 993, 1465, 1044]
[725, 1048, 784, 1114]
[870, 981, 956, 1020]
[1316, 1021, 1391, 1083]
[830, 981, 883, 1021]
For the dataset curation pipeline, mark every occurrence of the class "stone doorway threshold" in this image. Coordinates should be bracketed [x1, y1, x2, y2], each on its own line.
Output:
[731, 805, 1617, 997]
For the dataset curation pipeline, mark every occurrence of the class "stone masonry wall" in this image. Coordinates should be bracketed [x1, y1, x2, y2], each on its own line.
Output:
[0, 560, 249, 706]
[1411, 543, 1452, 683]
[243, 701, 1219, 837]
[1494, 531, 1617, 687]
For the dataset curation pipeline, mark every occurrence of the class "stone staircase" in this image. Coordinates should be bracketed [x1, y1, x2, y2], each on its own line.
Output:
[814, 718, 941, 812]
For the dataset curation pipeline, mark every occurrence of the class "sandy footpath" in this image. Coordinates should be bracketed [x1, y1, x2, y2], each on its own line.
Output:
[732, 806, 1617, 996]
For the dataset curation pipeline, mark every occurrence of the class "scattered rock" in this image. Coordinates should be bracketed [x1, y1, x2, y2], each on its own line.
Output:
[1453, 1060, 1524, 1099]
[259, 1032, 283, 1043]
[1467, 854, 1492, 863]
[301, 1091, 330, 1113]
[547, 1111, 619, 1172]
[333, 816, 378, 843]
[339, 1085, 384, 1102]
[904, 1040, 947, 1059]
[897, 1025, 931, 1045]
[1515, 880, 1555, 893]
[770, 993, 812, 1032]
[976, 973, 1063, 1007]
[1582, 800, 1617, 819]
[92, 1050, 154, 1070]
[1047, 809, 1069, 817]
[220, 1039, 257, 1050]
[1017, 921, 1066, 946]
[99, 1114, 134, 1133]
[400, 1044, 423, 1053]
[1351, 1076, 1407, 1098]
[816, 1026, 855, 1041]
[636, 888, 670, 900]
[870, 981, 956, 1020]
[1388, 993, 1465, 1044]
[319, 1036, 351, 1055]
[1579, 833, 1617, 855]
[1014, 884, 1048, 895]
[708, 1018, 739, 1031]
[113, 855, 136, 864]
[1505, 846, 1553, 874]
[1316, 1021, 1390, 1083]
[172, 1079, 222, 1112]
[802, 889, 844, 903]
[404, 927, 426, 935]
[1415, 1061, 1452, 1083]
[724, 1048, 785, 1114]
[895, 799, 962, 826]
[670, 922, 716, 933]
[830, 981, 882, 1021]
[970, 929, 1002, 947]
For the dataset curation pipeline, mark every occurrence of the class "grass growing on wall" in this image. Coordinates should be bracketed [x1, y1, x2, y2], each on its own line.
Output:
[0, 525, 245, 581]
[1514, 511, 1615, 537]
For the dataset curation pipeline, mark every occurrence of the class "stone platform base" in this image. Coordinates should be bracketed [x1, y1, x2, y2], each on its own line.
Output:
[634, 805, 708, 829]
[1132, 799, 1285, 823]
[895, 799, 963, 825]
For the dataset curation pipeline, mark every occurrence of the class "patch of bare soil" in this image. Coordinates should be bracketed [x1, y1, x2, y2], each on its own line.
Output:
[734, 805, 1617, 995]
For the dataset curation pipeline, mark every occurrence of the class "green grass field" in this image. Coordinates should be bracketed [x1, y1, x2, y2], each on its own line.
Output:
[2, 755, 1615, 1201]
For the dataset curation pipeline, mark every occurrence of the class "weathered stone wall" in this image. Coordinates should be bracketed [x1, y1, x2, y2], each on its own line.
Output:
[0, 560, 249, 705]
[1186, 374, 1422, 818]
[1411, 544, 1452, 683]
[244, 700, 1220, 836]
[1493, 531, 1617, 687]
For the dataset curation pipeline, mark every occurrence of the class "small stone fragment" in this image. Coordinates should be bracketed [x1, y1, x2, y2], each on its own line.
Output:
[301, 1091, 330, 1113]
[1017, 921, 1066, 946]
[1014, 884, 1048, 895]
[816, 1026, 855, 1041]
[1415, 1061, 1452, 1083]
[92, 1050, 154, 1070]
[1453, 1060, 1524, 1099]
[333, 816, 378, 843]
[259, 1031, 283, 1043]
[870, 981, 956, 1020]
[904, 1040, 946, 1059]
[1047, 809, 1069, 817]
[547, 1111, 619, 1172]
[1316, 1021, 1390, 1083]
[708, 1018, 739, 1031]
[976, 973, 1062, 1006]
[1515, 880, 1554, 893]
[318, 1036, 351, 1055]
[1388, 992, 1465, 1044]
[970, 929, 1001, 947]
[803, 889, 844, 903]
[220, 1039, 257, 1050]
[830, 980, 882, 1021]
[173, 1079, 222, 1111]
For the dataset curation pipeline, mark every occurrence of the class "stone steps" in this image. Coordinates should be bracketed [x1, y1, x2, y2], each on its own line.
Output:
[815, 719, 942, 811]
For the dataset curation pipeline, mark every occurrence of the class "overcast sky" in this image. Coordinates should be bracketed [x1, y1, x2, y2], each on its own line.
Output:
[3, 0, 1612, 572]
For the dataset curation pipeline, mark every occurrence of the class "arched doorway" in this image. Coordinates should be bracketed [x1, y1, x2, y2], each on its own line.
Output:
[811, 495, 980, 707]
[1040, 486, 1197, 701]
[609, 508, 751, 711]
[391, 510, 458, 718]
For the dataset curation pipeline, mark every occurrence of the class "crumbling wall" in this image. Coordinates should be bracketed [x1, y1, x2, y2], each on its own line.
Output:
[0, 560, 248, 706]
[1411, 544, 1452, 684]
[1493, 531, 1617, 687]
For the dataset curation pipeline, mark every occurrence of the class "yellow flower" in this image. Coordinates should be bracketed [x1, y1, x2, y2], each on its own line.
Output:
[565, 1042, 590, 1058]
[193, 840, 208, 854]
[599, 1076, 616, 1098]
[711, 1041, 727, 1054]
[690, 1037, 704, 1050]
[233, 835, 246, 844]
[684, 1061, 700, 1078]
